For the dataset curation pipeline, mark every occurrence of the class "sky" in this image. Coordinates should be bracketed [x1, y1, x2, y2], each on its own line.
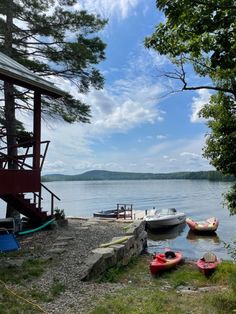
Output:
[23, 0, 214, 175]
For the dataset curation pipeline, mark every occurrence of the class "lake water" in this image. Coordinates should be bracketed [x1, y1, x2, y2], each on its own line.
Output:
[40, 179, 236, 261]
[1, 179, 235, 260]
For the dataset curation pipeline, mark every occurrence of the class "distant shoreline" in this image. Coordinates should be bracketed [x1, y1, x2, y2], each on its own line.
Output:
[42, 170, 236, 183]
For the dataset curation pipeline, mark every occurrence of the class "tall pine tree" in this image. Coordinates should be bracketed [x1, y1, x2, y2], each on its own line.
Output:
[0, 0, 107, 217]
[0, 0, 107, 130]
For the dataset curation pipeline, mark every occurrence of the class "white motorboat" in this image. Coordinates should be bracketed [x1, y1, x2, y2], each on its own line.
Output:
[144, 208, 186, 230]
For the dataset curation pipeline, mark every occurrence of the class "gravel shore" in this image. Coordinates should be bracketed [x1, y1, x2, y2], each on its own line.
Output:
[16, 218, 128, 313]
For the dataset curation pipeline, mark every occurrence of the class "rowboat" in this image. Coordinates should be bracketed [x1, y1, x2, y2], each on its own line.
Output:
[93, 203, 133, 219]
[93, 209, 121, 219]
[144, 208, 186, 230]
[186, 217, 219, 233]
[196, 252, 221, 276]
[150, 250, 183, 275]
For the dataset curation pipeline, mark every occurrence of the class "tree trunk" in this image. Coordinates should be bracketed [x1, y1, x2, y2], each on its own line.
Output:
[4, 0, 20, 219]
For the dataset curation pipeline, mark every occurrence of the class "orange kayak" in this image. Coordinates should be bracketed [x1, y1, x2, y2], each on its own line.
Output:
[150, 251, 183, 275]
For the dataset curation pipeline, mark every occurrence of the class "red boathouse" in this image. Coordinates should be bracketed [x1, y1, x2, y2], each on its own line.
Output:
[0, 52, 64, 224]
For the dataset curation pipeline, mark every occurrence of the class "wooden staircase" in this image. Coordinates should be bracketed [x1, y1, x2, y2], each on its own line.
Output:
[0, 193, 48, 222]
[0, 130, 60, 223]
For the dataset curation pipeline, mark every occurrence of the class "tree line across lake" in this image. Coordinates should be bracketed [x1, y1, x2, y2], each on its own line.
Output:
[42, 170, 235, 182]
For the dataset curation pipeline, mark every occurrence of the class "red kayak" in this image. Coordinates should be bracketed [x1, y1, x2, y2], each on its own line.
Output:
[150, 251, 183, 275]
[196, 252, 221, 276]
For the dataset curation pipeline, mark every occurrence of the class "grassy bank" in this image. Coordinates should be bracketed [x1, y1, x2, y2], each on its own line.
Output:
[89, 255, 236, 314]
[1, 249, 236, 313]
[0, 240, 66, 314]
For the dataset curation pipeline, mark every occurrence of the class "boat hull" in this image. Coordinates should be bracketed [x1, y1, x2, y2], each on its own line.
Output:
[150, 251, 183, 275]
[145, 214, 186, 230]
[93, 209, 123, 218]
[186, 217, 219, 233]
[196, 257, 221, 276]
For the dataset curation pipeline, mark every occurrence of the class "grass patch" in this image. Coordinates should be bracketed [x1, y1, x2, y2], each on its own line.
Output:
[0, 259, 51, 284]
[0, 277, 66, 313]
[0, 258, 55, 313]
[210, 261, 236, 284]
[51, 279, 66, 297]
[161, 263, 208, 288]
[87, 255, 236, 314]
[97, 256, 141, 283]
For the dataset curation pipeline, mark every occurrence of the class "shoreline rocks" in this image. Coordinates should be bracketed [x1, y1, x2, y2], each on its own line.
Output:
[2, 217, 146, 314]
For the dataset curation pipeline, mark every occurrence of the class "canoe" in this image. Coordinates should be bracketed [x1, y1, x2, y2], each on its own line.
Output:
[186, 217, 219, 233]
[144, 208, 186, 230]
[150, 251, 183, 275]
[196, 252, 221, 276]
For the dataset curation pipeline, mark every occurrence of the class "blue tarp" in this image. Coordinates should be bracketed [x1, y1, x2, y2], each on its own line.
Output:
[0, 233, 20, 253]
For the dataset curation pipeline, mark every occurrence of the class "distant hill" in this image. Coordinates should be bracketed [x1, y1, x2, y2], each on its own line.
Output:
[41, 170, 236, 182]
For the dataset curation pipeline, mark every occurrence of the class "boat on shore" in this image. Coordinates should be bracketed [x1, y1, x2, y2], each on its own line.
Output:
[196, 252, 221, 276]
[93, 203, 133, 219]
[93, 209, 122, 219]
[150, 250, 183, 275]
[144, 208, 186, 230]
[186, 217, 219, 233]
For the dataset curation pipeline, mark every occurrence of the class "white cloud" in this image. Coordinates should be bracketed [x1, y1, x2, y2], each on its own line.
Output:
[190, 90, 211, 123]
[75, 0, 143, 20]
[156, 135, 166, 140]
[180, 152, 200, 158]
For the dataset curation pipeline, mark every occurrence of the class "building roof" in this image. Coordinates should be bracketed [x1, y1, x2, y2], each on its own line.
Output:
[0, 52, 65, 98]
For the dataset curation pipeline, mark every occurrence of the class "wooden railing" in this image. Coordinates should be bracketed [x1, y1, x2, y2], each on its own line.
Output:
[40, 183, 61, 217]
[0, 138, 50, 170]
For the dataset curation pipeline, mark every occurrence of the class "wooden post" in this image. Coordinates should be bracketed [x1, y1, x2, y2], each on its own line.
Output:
[33, 91, 41, 170]
[51, 194, 54, 217]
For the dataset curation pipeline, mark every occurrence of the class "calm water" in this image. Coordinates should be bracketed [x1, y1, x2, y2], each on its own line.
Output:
[1, 180, 235, 260]
[40, 179, 236, 260]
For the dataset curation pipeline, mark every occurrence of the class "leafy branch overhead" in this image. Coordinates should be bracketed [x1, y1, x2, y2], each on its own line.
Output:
[145, 0, 236, 214]
[0, 0, 107, 123]
[145, 0, 236, 96]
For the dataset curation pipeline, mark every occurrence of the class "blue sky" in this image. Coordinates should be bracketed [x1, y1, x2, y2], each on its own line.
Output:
[36, 0, 214, 175]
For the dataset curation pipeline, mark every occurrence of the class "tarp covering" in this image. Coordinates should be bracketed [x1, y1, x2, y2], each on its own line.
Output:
[0, 233, 20, 253]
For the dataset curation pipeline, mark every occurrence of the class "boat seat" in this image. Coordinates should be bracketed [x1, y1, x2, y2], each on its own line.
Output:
[203, 252, 216, 263]
[157, 254, 166, 262]
[165, 251, 176, 259]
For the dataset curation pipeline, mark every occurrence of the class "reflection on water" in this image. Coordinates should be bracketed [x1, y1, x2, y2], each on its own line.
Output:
[186, 230, 220, 244]
[148, 223, 186, 242]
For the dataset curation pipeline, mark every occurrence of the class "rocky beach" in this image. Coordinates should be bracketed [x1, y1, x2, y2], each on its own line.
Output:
[1, 218, 130, 313]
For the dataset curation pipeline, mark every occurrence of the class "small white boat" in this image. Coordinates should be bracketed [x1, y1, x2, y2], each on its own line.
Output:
[144, 208, 186, 230]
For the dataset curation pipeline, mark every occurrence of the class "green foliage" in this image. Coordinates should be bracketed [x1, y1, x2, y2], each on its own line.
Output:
[54, 207, 65, 220]
[224, 240, 236, 260]
[200, 93, 236, 214]
[145, 0, 236, 88]
[224, 183, 236, 215]
[199, 93, 236, 175]
[0, 0, 107, 125]
[145, 1, 236, 214]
